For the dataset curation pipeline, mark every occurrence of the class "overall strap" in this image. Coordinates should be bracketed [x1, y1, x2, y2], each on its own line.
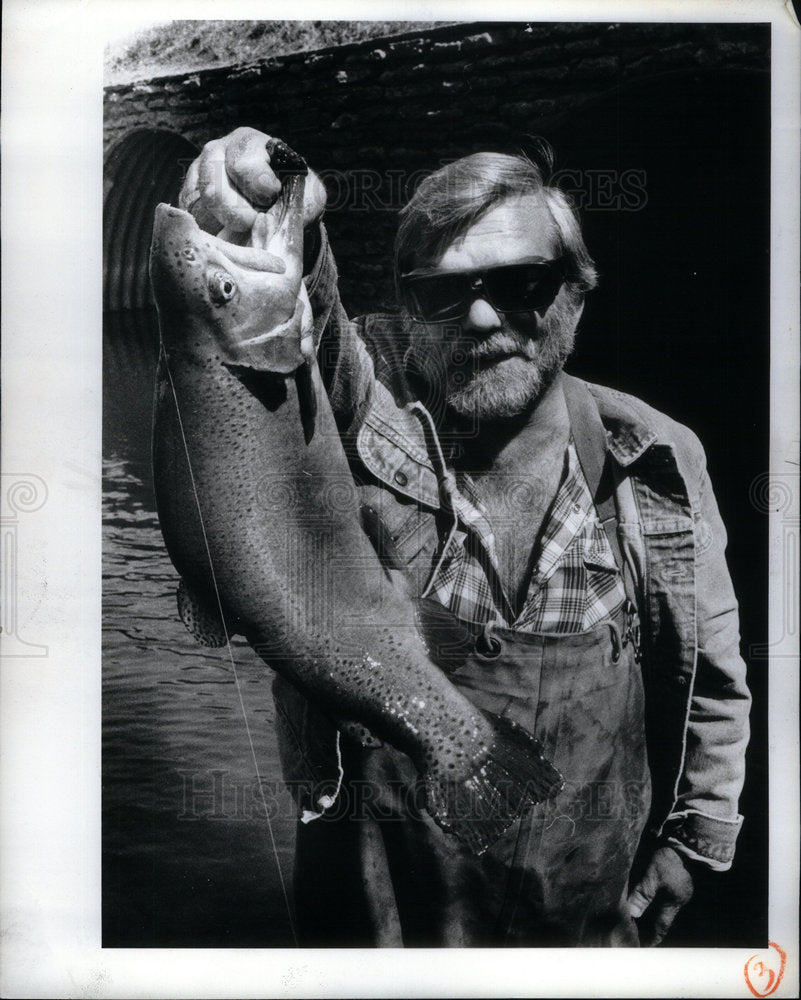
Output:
[561, 374, 638, 609]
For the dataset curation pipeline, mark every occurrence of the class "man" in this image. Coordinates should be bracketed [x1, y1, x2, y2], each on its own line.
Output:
[179, 128, 750, 947]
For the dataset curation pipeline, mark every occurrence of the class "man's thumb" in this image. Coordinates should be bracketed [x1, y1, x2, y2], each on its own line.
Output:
[627, 871, 657, 918]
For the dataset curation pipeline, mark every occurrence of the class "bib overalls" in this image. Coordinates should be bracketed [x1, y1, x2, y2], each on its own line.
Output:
[289, 380, 652, 946]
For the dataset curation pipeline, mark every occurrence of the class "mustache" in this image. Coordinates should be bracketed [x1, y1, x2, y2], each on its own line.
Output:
[454, 329, 540, 363]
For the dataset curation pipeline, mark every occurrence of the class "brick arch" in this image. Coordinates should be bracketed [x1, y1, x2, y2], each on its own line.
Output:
[103, 128, 198, 311]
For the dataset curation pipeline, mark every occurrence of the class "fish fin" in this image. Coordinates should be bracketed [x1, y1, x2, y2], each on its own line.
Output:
[337, 718, 384, 749]
[273, 679, 344, 815]
[414, 596, 477, 672]
[424, 712, 564, 856]
[296, 357, 317, 445]
[222, 364, 288, 411]
[176, 579, 234, 647]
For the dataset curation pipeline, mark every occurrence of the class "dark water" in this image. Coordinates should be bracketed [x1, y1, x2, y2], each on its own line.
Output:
[102, 310, 297, 947]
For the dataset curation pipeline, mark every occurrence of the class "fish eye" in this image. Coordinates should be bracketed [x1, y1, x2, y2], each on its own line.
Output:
[208, 270, 237, 304]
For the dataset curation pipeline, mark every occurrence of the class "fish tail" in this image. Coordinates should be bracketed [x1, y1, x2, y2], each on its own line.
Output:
[424, 713, 563, 856]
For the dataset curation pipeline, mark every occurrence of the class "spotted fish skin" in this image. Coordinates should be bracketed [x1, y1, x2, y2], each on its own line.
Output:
[149, 169, 563, 855]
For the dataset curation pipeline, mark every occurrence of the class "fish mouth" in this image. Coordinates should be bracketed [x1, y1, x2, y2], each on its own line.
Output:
[152, 204, 287, 274]
[152, 202, 196, 245]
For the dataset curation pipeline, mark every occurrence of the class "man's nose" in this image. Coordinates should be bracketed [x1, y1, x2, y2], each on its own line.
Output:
[463, 296, 502, 332]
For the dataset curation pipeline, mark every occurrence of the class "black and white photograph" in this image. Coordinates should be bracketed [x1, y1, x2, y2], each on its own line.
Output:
[2, 1, 799, 996]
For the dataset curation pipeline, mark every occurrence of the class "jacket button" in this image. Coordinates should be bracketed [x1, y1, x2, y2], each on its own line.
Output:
[394, 470, 408, 487]
[677, 675, 687, 686]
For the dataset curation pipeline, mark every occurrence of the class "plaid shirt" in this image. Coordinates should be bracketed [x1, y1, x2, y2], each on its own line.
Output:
[426, 440, 625, 633]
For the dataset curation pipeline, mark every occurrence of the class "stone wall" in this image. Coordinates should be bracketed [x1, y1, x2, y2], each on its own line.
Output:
[103, 20, 768, 313]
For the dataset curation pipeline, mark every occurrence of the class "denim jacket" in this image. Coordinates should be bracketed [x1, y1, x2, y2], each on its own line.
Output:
[298, 225, 750, 871]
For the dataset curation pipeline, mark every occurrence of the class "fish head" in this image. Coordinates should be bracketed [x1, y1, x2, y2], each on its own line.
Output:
[150, 187, 311, 374]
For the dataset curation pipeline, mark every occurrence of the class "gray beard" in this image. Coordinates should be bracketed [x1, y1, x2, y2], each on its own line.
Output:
[405, 291, 582, 421]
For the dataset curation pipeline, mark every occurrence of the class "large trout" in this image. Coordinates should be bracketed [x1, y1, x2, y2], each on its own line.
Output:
[149, 144, 562, 855]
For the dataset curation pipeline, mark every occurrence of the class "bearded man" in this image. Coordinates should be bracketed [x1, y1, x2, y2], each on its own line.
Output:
[178, 128, 750, 947]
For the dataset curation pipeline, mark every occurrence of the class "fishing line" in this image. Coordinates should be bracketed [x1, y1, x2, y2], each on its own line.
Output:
[304, 729, 343, 818]
[162, 344, 299, 947]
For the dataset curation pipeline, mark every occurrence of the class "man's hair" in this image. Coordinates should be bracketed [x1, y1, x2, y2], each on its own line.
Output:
[394, 148, 598, 296]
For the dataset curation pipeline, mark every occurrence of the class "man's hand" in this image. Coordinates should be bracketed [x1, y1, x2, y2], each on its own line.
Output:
[627, 845, 695, 946]
[179, 127, 327, 238]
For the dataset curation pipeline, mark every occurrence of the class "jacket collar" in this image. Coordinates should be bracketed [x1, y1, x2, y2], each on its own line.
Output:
[357, 370, 661, 506]
[582, 379, 659, 467]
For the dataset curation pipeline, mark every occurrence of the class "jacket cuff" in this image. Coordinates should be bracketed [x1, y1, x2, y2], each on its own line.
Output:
[662, 809, 743, 871]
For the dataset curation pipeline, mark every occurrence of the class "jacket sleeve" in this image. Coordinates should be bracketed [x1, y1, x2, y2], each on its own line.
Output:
[662, 439, 751, 871]
[303, 222, 379, 435]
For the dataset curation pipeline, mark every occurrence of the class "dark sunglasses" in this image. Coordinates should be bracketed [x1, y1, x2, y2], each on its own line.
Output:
[401, 257, 565, 324]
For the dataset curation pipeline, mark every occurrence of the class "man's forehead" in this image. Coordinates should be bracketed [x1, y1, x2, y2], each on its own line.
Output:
[436, 193, 558, 271]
